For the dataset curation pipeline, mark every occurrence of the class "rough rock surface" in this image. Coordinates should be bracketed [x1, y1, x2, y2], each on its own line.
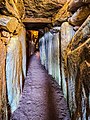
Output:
[66, 15, 90, 52]
[63, 14, 90, 119]
[0, 15, 19, 33]
[0, 0, 25, 20]
[68, 5, 90, 26]
[6, 24, 26, 114]
[68, 0, 90, 12]
[60, 22, 75, 99]
[0, 39, 7, 120]
[53, 1, 72, 25]
[18, 26, 26, 79]
[6, 35, 22, 113]
[64, 37, 90, 119]
[39, 31, 60, 85]
[61, 22, 75, 55]
[11, 55, 70, 120]
[0, 11, 26, 119]
[23, 0, 67, 18]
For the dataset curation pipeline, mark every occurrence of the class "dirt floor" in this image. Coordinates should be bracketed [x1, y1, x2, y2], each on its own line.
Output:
[11, 54, 70, 120]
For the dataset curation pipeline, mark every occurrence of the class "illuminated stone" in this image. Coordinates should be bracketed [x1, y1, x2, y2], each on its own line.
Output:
[68, 5, 90, 26]
[0, 38, 7, 120]
[0, 15, 18, 33]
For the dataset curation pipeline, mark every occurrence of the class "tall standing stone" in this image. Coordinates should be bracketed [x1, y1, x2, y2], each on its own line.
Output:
[61, 22, 75, 99]
[6, 35, 22, 113]
[0, 38, 7, 120]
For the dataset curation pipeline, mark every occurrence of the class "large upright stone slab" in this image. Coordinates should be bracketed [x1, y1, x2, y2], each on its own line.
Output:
[0, 39, 7, 120]
[18, 26, 26, 80]
[80, 61, 90, 120]
[39, 31, 60, 85]
[61, 22, 75, 55]
[39, 37, 46, 66]
[47, 32, 53, 75]
[61, 22, 75, 99]
[6, 35, 22, 113]
[66, 38, 90, 119]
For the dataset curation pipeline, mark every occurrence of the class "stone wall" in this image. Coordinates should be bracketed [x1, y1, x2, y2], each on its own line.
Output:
[0, 15, 26, 119]
[0, 0, 26, 119]
[0, 0, 90, 119]
[0, 37, 7, 120]
[39, 29, 60, 85]
[39, 0, 90, 119]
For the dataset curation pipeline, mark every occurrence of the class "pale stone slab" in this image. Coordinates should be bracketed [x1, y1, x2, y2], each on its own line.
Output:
[61, 22, 75, 55]
[6, 36, 22, 113]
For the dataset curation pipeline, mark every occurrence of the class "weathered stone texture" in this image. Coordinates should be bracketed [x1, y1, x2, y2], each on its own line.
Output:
[61, 22, 75, 55]
[51, 32, 60, 84]
[66, 15, 90, 53]
[0, 30, 11, 45]
[0, 38, 7, 120]
[0, 15, 19, 33]
[39, 31, 60, 85]
[5, 24, 26, 113]
[0, 13, 26, 117]
[62, 13, 90, 119]
[52, 1, 72, 25]
[68, 5, 90, 26]
[6, 36, 22, 113]
[60, 2, 90, 119]
[0, 0, 25, 20]
[80, 61, 90, 119]
[23, 0, 67, 18]
[18, 27, 26, 79]
[60, 22, 75, 99]
[68, 0, 90, 12]
[65, 38, 90, 119]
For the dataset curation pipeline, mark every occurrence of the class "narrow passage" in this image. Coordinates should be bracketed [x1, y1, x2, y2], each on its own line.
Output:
[11, 54, 70, 120]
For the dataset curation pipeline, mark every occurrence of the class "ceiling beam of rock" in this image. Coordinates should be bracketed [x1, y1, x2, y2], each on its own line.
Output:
[22, 18, 51, 23]
[22, 18, 52, 30]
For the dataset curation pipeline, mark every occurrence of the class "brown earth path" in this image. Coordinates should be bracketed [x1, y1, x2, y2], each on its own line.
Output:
[11, 54, 70, 120]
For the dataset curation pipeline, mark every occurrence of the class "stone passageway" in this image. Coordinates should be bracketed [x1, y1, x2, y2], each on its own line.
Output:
[11, 54, 70, 120]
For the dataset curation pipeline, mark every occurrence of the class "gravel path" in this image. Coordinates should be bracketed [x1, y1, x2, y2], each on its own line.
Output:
[11, 55, 70, 120]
